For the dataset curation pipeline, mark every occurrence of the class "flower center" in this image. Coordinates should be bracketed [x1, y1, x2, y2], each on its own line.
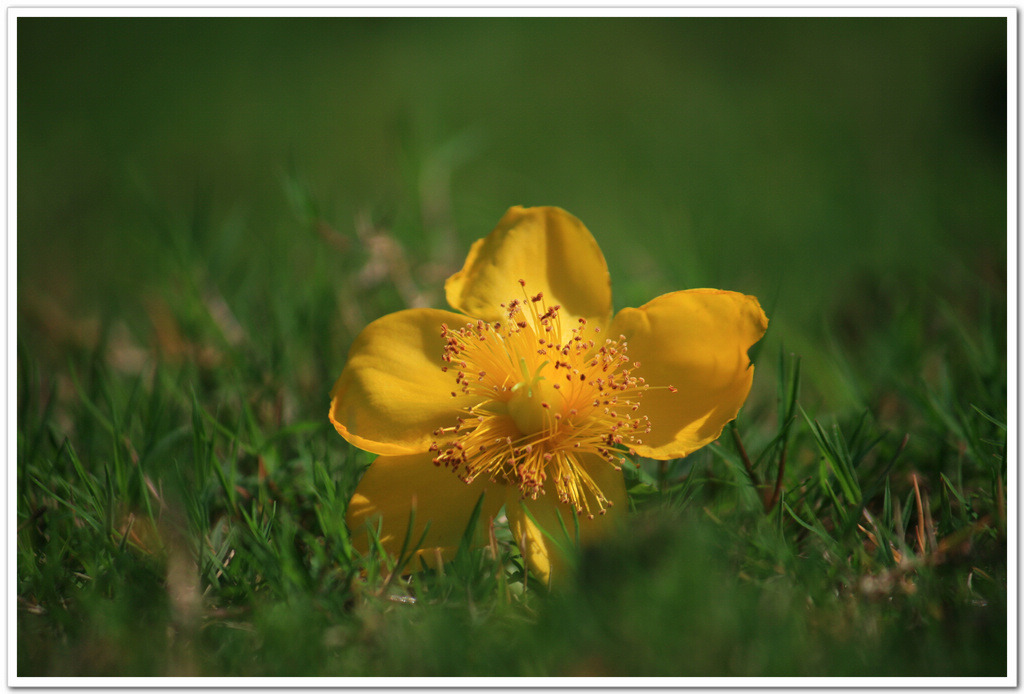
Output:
[431, 281, 653, 518]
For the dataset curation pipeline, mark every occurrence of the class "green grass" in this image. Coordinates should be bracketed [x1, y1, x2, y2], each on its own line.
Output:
[17, 17, 1008, 678]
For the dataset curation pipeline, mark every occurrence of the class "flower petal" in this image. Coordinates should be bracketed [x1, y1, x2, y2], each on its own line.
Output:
[445, 206, 612, 330]
[506, 455, 627, 585]
[610, 289, 768, 460]
[346, 452, 508, 568]
[329, 308, 480, 456]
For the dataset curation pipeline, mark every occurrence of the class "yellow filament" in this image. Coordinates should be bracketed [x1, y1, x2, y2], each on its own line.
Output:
[433, 283, 655, 517]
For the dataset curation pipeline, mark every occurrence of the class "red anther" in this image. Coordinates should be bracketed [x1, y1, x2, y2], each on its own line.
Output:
[518, 278, 526, 287]
[531, 292, 543, 302]
[580, 373, 586, 381]
[668, 385, 678, 393]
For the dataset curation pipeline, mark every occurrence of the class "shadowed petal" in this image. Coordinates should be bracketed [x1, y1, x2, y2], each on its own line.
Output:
[346, 452, 508, 568]
[506, 455, 627, 585]
[330, 308, 481, 456]
[610, 289, 768, 460]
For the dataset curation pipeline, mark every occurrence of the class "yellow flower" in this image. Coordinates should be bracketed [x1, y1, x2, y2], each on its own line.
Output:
[330, 206, 768, 584]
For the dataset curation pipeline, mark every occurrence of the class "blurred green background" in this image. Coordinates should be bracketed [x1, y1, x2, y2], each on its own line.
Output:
[19, 18, 1006, 371]
[17, 16, 1008, 678]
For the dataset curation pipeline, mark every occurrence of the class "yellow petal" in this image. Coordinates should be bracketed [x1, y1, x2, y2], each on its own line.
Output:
[346, 452, 508, 569]
[610, 289, 768, 459]
[329, 308, 480, 456]
[445, 206, 612, 330]
[506, 455, 627, 585]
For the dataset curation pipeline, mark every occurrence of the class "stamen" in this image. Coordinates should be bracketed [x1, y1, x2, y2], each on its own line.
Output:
[431, 280, 651, 516]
